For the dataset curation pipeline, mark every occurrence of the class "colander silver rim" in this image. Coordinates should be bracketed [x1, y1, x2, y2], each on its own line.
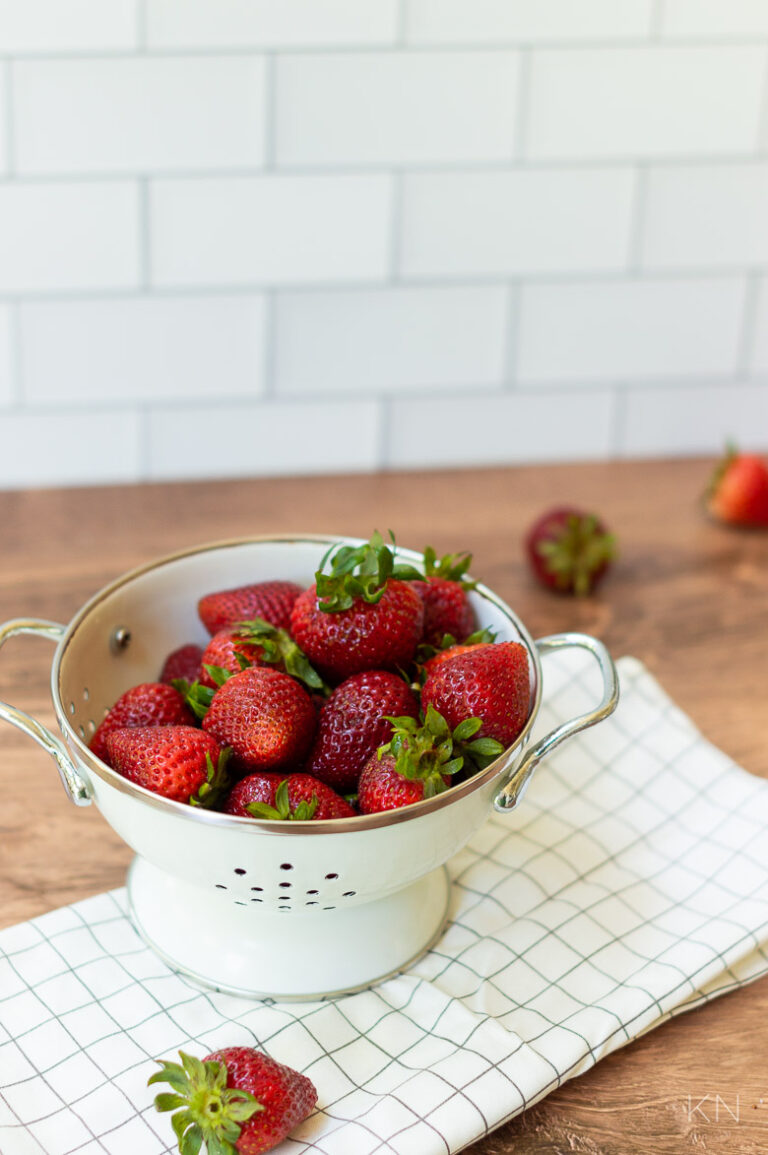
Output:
[52, 534, 543, 835]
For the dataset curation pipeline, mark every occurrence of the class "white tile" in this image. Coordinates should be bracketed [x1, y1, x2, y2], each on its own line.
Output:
[21, 296, 266, 406]
[528, 46, 766, 159]
[14, 57, 265, 175]
[748, 278, 768, 374]
[662, 0, 768, 37]
[642, 163, 768, 271]
[275, 52, 519, 166]
[518, 279, 746, 383]
[0, 63, 7, 175]
[401, 168, 634, 278]
[0, 183, 139, 293]
[274, 286, 508, 394]
[620, 384, 768, 455]
[406, 0, 651, 43]
[150, 174, 392, 287]
[148, 0, 398, 47]
[0, 410, 141, 489]
[386, 389, 614, 467]
[0, 0, 137, 52]
[146, 400, 382, 478]
[0, 308, 12, 404]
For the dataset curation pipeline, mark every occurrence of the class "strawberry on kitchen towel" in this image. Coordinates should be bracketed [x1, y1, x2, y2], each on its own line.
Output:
[2, 650, 768, 1155]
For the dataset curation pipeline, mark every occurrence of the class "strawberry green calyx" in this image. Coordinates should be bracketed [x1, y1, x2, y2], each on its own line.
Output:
[189, 749, 232, 810]
[149, 1050, 263, 1155]
[246, 779, 319, 822]
[172, 677, 217, 721]
[415, 625, 496, 669]
[232, 618, 329, 693]
[534, 512, 615, 596]
[422, 545, 477, 589]
[316, 531, 424, 613]
[378, 704, 503, 798]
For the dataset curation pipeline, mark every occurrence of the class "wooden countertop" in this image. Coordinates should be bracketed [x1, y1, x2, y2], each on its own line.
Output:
[1, 458, 767, 1153]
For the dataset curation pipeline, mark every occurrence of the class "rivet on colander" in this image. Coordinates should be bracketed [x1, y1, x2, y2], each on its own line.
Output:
[110, 627, 132, 654]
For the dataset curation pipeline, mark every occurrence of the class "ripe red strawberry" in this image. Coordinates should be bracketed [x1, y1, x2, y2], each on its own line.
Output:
[224, 772, 356, 820]
[410, 546, 477, 646]
[105, 725, 229, 805]
[307, 670, 420, 793]
[706, 447, 768, 527]
[159, 643, 203, 685]
[290, 534, 424, 682]
[149, 1047, 317, 1155]
[202, 666, 316, 773]
[90, 682, 194, 764]
[198, 580, 303, 636]
[421, 642, 530, 749]
[356, 706, 501, 814]
[525, 507, 616, 595]
[198, 628, 270, 688]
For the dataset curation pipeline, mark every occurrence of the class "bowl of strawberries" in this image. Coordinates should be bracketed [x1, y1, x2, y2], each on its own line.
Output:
[0, 533, 618, 999]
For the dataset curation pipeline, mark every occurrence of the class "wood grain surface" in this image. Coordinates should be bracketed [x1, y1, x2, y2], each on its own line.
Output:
[1, 457, 767, 1153]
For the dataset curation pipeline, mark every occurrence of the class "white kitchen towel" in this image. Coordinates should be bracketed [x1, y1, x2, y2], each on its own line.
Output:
[2, 653, 768, 1155]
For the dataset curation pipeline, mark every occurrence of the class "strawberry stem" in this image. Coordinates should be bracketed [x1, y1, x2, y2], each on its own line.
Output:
[316, 531, 424, 613]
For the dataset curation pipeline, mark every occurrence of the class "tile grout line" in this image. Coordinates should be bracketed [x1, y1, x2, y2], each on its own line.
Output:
[388, 171, 404, 282]
[9, 299, 25, 408]
[502, 284, 521, 390]
[263, 52, 277, 170]
[138, 176, 152, 290]
[261, 289, 277, 399]
[649, 0, 665, 40]
[136, 0, 148, 52]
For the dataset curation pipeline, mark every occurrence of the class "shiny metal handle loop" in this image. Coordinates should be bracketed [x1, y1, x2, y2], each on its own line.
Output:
[494, 631, 619, 813]
[0, 618, 92, 806]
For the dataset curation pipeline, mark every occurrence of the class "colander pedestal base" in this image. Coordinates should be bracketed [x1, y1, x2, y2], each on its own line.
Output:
[127, 856, 452, 1000]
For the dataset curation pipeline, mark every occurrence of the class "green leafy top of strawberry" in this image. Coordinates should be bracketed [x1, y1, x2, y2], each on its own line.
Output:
[174, 618, 328, 719]
[246, 778, 319, 822]
[190, 748, 233, 810]
[414, 625, 496, 670]
[532, 511, 616, 596]
[378, 704, 503, 799]
[316, 531, 424, 612]
[149, 1050, 263, 1155]
[422, 545, 477, 588]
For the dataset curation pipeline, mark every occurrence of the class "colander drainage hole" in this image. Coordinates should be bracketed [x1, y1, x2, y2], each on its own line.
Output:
[280, 863, 293, 871]
[323, 907, 336, 911]
[68, 702, 75, 716]
[83, 687, 90, 701]
[215, 884, 227, 890]
[251, 886, 263, 892]
[306, 890, 318, 895]
[279, 882, 291, 888]
[234, 868, 246, 876]
[325, 873, 338, 880]
[343, 892, 356, 897]
[251, 898, 262, 903]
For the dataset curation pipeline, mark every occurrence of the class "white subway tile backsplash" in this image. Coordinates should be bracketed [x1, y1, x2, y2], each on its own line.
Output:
[661, 0, 768, 38]
[518, 279, 746, 383]
[146, 400, 381, 479]
[0, 307, 13, 403]
[274, 286, 508, 394]
[0, 410, 141, 489]
[642, 164, 768, 271]
[0, 64, 7, 175]
[527, 47, 766, 159]
[20, 296, 266, 406]
[747, 278, 768, 374]
[406, 0, 652, 44]
[386, 390, 615, 468]
[150, 175, 392, 287]
[620, 384, 768, 456]
[275, 52, 519, 166]
[147, 0, 399, 48]
[0, 183, 139, 293]
[0, 0, 137, 53]
[400, 169, 634, 278]
[13, 57, 266, 175]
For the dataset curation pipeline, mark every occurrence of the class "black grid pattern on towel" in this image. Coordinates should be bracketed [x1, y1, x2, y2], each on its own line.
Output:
[2, 654, 768, 1155]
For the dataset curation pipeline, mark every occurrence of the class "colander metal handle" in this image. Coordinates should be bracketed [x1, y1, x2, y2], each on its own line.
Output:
[493, 631, 619, 813]
[0, 618, 92, 806]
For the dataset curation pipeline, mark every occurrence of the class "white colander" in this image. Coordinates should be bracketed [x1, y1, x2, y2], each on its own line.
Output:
[0, 536, 619, 1000]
